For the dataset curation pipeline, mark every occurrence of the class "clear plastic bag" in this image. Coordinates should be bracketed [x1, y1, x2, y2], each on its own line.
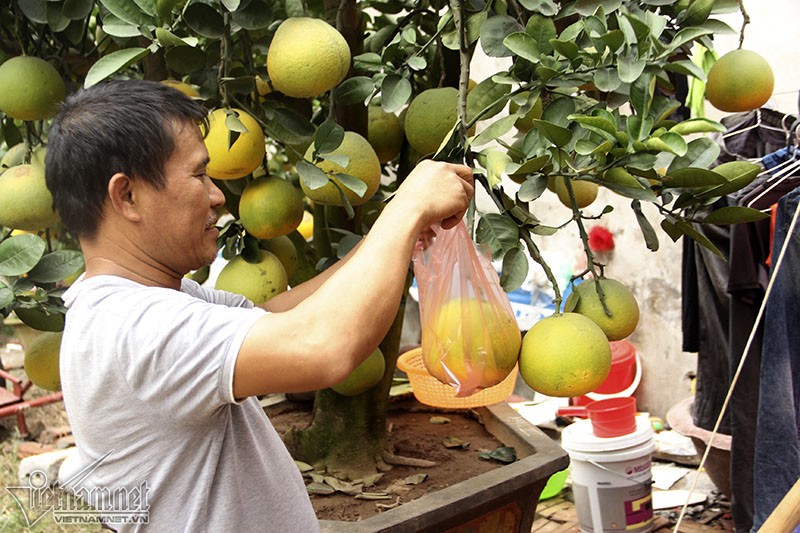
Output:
[412, 221, 521, 397]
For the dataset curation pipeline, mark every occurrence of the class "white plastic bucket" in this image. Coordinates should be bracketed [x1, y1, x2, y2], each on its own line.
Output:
[561, 416, 655, 533]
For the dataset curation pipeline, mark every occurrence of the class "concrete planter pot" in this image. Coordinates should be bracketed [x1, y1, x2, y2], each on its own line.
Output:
[319, 402, 569, 533]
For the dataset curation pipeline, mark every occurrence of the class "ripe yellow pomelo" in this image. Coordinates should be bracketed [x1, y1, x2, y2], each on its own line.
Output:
[331, 348, 385, 396]
[404, 87, 459, 155]
[422, 298, 521, 390]
[565, 278, 640, 341]
[297, 210, 314, 240]
[267, 17, 351, 99]
[0, 164, 60, 231]
[204, 108, 266, 180]
[260, 234, 298, 277]
[215, 250, 288, 304]
[160, 79, 200, 98]
[367, 106, 404, 163]
[239, 176, 304, 239]
[705, 49, 774, 113]
[301, 131, 381, 206]
[0, 56, 65, 121]
[509, 93, 543, 132]
[24, 331, 63, 391]
[519, 313, 611, 397]
[553, 177, 599, 208]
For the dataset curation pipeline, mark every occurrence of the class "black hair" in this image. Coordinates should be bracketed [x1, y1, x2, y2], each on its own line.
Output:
[45, 79, 208, 238]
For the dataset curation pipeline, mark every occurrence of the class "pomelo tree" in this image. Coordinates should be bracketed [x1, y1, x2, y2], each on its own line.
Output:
[0, 0, 768, 483]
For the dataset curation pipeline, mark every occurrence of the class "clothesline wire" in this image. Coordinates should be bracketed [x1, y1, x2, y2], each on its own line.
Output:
[672, 197, 800, 533]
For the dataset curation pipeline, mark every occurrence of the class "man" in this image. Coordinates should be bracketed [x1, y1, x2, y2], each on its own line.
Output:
[45, 80, 473, 531]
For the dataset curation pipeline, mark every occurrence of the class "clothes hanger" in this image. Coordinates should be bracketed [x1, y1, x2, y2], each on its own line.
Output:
[745, 125, 800, 209]
[721, 108, 793, 140]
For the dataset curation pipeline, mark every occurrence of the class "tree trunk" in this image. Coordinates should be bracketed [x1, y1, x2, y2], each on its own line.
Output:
[284, 289, 408, 480]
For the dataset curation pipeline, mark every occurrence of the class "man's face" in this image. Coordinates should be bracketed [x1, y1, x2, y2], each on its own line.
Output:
[138, 121, 225, 275]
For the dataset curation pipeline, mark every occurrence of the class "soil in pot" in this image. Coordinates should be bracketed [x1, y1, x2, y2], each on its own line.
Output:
[265, 399, 508, 523]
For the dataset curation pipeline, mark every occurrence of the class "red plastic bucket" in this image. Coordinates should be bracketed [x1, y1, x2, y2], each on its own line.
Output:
[572, 339, 639, 406]
[587, 397, 637, 438]
[595, 339, 637, 394]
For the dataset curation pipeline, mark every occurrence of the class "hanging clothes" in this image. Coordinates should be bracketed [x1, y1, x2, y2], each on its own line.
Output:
[681, 107, 798, 533]
[751, 186, 800, 533]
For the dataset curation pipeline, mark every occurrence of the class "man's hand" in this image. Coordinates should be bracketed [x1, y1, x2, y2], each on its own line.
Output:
[391, 160, 474, 232]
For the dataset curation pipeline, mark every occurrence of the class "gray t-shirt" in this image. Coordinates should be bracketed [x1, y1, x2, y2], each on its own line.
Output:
[58, 275, 319, 532]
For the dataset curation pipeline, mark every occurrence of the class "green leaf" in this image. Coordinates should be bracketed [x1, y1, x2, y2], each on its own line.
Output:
[262, 107, 314, 146]
[334, 76, 373, 106]
[499, 248, 528, 292]
[509, 155, 550, 179]
[671, 219, 723, 257]
[598, 29, 625, 52]
[663, 167, 727, 188]
[663, 60, 707, 82]
[183, 3, 224, 39]
[631, 200, 659, 251]
[155, 27, 186, 47]
[603, 181, 658, 202]
[27, 251, 85, 283]
[164, 46, 206, 75]
[471, 115, 517, 147]
[476, 214, 520, 258]
[668, 137, 720, 172]
[643, 132, 687, 156]
[519, 0, 558, 17]
[525, 14, 556, 55]
[698, 161, 761, 198]
[532, 120, 572, 147]
[320, 153, 349, 168]
[100, 15, 142, 38]
[407, 55, 427, 71]
[669, 118, 726, 135]
[666, 27, 714, 53]
[100, 0, 154, 26]
[467, 78, 510, 121]
[84, 47, 150, 88]
[315, 120, 345, 155]
[480, 15, 524, 57]
[703, 206, 770, 225]
[574, 0, 622, 16]
[284, 0, 304, 17]
[0, 281, 13, 309]
[380, 74, 412, 114]
[481, 149, 512, 188]
[231, 0, 273, 30]
[681, 0, 714, 25]
[593, 67, 622, 92]
[569, 114, 617, 141]
[503, 32, 540, 64]
[63, 0, 95, 20]
[618, 56, 647, 84]
[333, 173, 369, 198]
[629, 73, 654, 115]
[549, 39, 579, 60]
[478, 446, 517, 463]
[17, 0, 48, 24]
[518, 175, 548, 202]
[353, 53, 382, 72]
[0, 235, 47, 276]
[296, 161, 330, 193]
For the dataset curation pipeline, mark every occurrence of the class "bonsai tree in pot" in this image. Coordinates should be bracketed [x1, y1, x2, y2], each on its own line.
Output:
[1, 0, 766, 488]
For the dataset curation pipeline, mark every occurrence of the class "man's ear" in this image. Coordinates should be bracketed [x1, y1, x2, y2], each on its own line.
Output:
[107, 173, 142, 222]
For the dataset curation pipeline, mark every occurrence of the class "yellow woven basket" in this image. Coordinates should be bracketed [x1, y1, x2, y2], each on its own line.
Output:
[396, 347, 518, 409]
